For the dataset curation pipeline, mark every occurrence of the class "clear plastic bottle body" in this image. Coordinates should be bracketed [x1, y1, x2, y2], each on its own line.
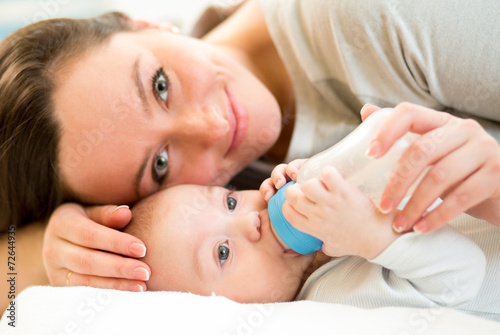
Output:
[268, 108, 426, 254]
[297, 108, 423, 213]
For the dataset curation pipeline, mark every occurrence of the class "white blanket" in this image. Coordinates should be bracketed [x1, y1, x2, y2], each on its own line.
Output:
[1, 286, 500, 334]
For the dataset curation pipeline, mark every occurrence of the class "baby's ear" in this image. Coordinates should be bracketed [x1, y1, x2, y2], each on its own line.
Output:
[130, 19, 180, 34]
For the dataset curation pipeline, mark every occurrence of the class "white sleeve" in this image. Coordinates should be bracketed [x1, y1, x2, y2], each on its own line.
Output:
[371, 224, 486, 307]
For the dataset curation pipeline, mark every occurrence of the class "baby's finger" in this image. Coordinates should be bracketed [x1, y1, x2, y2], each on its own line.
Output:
[281, 197, 311, 235]
[59, 217, 147, 258]
[259, 178, 276, 201]
[286, 182, 312, 207]
[320, 166, 346, 192]
[270, 163, 289, 189]
[284, 159, 307, 181]
[64, 270, 147, 292]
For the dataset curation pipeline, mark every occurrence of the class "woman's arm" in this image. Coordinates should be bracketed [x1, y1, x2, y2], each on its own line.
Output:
[1, 222, 48, 313]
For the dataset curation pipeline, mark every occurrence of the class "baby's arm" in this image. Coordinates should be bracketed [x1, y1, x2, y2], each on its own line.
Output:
[370, 224, 486, 307]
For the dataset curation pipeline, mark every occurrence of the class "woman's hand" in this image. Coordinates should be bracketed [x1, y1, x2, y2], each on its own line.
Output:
[43, 203, 151, 291]
[282, 166, 399, 259]
[259, 159, 306, 201]
[361, 102, 500, 233]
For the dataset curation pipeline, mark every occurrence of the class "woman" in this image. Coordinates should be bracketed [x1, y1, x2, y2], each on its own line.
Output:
[1, 0, 500, 300]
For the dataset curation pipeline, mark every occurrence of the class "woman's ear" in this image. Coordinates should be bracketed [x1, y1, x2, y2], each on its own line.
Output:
[130, 19, 180, 34]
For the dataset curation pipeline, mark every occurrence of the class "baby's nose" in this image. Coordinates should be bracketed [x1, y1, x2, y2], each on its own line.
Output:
[236, 212, 262, 242]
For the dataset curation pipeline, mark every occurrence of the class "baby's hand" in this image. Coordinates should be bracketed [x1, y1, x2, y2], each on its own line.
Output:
[283, 166, 399, 259]
[260, 159, 306, 201]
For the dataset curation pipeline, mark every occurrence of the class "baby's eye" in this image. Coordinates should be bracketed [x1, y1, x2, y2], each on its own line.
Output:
[218, 242, 230, 266]
[153, 148, 168, 185]
[226, 195, 237, 212]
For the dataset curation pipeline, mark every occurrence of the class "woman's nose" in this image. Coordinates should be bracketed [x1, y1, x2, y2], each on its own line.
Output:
[175, 105, 228, 146]
[231, 212, 262, 242]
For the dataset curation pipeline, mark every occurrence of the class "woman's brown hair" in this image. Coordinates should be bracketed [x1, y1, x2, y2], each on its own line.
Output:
[0, 12, 133, 232]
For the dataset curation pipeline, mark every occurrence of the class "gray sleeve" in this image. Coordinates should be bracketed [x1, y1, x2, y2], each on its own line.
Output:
[329, 0, 500, 138]
[261, 0, 500, 141]
[371, 224, 486, 307]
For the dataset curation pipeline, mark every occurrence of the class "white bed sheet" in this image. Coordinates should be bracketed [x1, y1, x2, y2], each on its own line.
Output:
[1, 286, 499, 334]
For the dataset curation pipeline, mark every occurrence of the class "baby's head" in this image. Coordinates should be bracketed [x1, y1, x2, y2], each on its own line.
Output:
[125, 184, 315, 303]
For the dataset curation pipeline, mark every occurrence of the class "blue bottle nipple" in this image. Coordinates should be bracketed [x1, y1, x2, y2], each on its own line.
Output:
[268, 181, 323, 255]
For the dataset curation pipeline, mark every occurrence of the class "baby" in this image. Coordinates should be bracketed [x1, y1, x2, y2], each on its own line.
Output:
[125, 170, 500, 321]
[125, 184, 316, 303]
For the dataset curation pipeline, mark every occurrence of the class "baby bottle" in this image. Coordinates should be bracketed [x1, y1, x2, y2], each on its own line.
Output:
[268, 108, 425, 255]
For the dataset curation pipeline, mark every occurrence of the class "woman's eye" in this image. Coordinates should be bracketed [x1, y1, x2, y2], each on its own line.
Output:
[153, 69, 169, 102]
[226, 195, 237, 212]
[153, 149, 168, 184]
[218, 242, 230, 266]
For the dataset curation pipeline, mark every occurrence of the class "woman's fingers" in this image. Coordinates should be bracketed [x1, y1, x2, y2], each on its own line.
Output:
[360, 103, 381, 121]
[382, 118, 469, 212]
[366, 102, 452, 159]
[59, 215, 146, 258]
[413, 170, 488, 233]
[393, 118, 500, 232]
[43, 203, 150, 291]
[85, 204, 132, 230]
[392, 141, 476, 232]
[57, 242, 150, 282]
[52, 204, 145, 258]
[62, 269, 147, 292]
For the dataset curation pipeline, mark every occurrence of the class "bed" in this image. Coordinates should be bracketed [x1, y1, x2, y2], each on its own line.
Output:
[1, 286, 500, 334]
[1, 1, 499, 334]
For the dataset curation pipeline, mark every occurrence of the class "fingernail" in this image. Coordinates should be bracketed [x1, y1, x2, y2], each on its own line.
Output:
[129, 243, 147, 258]
[132, 267, 150, 281]
[130, 284, 145, 292]
[380, 198, 394, 213]
[112, 205, 129, 214]
[365, 140, 381, 158]
[275, 178, 284, 188]
[360, 104, 371, 117]
[393, 215, 407, 233]
[170, 25, 181, 34]
[413, 219, 428, 234]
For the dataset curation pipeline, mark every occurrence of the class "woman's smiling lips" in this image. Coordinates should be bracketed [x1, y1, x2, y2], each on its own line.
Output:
[224, 89, 248, 157]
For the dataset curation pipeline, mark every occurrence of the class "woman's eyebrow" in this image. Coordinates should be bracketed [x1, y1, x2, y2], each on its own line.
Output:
[132, 54, 152, 118]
